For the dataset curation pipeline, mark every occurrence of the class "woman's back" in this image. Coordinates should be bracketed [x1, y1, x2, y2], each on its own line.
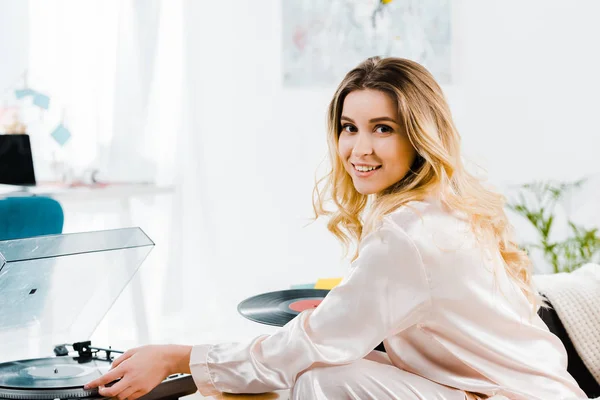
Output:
[383, 198, 585, 399]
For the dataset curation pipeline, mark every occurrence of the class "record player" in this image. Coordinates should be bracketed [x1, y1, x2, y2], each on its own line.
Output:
[0, 228, 198, 400]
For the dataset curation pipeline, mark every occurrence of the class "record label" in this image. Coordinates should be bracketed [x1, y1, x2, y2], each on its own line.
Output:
[288, 299, 322, 313]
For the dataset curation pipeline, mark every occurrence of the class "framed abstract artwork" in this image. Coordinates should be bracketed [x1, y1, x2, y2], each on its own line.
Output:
[282, 0, 452, 87]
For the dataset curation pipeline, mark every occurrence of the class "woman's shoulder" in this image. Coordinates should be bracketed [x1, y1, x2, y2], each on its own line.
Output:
[382, 196, 480, 268]
[383, 195, 467, 235]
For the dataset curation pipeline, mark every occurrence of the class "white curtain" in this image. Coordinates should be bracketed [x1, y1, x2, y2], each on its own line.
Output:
[27, 0, 173, 183]
[27, 0, 121, 177]
[25, 0, 190, 347]
[22, 0, 345, 348]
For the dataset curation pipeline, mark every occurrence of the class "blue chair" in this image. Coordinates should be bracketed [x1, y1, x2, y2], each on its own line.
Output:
[0, 196, 64, 240]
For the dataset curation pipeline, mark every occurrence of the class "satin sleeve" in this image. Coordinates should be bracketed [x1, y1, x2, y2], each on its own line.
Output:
[189, 220, 432, 396]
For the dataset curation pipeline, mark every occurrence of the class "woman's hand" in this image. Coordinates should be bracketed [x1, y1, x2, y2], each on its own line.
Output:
[84, 344, 192, 400]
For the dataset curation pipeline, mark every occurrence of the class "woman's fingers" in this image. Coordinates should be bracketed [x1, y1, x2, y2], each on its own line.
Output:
[85, 345, 167, 399]
[84, 366, 123, 389]
[113, 385, 142, 400]
[97, 377, 129, 398]
[111, 349, 135, 369]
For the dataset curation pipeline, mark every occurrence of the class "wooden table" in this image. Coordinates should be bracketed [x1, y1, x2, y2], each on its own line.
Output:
[185, 390, 289, 399]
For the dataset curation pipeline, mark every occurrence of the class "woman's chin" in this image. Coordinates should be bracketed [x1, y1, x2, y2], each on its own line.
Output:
[353, 183, 381, 196]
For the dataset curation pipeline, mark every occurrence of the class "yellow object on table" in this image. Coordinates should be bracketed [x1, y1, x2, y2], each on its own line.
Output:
[314, 278, 342, 290]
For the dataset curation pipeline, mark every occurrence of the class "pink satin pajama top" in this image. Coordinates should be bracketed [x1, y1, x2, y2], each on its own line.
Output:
[188, 198, 586, 399]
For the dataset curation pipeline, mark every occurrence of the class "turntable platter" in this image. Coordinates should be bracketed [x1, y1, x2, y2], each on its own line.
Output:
[0, 355, 198, 400]
[0, 356, 109, 399]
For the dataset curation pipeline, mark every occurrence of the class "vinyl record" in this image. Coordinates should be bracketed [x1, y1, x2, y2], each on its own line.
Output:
[0, 355, 197, 400]
[238, 289, 329, 327]
[0, 356, 110, 389]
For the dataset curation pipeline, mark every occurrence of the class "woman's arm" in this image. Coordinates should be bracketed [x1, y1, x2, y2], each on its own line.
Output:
[84, 221, 431, 398]
[190, 221, 432, 396]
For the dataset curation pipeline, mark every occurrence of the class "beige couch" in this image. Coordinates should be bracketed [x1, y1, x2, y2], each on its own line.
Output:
[534, 263, 600, 398]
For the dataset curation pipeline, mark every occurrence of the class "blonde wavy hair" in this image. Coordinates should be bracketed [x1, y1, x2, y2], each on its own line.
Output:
[313, 57, 537, 310]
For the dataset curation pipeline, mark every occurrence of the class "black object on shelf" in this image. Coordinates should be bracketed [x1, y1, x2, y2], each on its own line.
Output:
[0, 134, 36, 186]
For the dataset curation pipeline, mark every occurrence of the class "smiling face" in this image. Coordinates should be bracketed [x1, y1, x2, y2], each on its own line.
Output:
[337, 89, 417, 195]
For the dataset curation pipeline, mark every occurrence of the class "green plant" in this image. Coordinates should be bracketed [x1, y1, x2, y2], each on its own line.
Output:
[507, 179, 600, 273]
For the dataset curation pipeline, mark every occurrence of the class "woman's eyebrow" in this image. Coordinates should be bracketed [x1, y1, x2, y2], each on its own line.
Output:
[369, 116, 398, 124]
[340, 116, 398, 124]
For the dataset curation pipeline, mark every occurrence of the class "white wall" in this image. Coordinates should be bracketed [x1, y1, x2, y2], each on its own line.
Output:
[181, 0, 600, 187]
[169, 0, 600, 345]
[451, 0, 600, 185]
[450, 0, 600, 271]
[178, 0, 600, 293]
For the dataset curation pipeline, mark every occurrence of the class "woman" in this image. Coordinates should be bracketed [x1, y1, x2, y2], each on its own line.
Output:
[85, 57, 587, 399]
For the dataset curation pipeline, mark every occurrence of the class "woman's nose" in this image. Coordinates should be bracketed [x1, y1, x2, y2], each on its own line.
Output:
[352, 132, 374, 156]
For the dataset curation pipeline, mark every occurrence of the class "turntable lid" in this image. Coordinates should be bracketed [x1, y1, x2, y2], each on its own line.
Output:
[0, 228, 154, 362]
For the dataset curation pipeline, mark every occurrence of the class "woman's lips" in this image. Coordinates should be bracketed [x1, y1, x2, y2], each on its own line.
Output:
[352, 163, 382, 178]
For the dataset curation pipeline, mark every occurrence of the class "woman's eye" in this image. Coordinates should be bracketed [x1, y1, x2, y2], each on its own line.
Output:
[341, 124, 357, 133]
[375, 125, 393, 134]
